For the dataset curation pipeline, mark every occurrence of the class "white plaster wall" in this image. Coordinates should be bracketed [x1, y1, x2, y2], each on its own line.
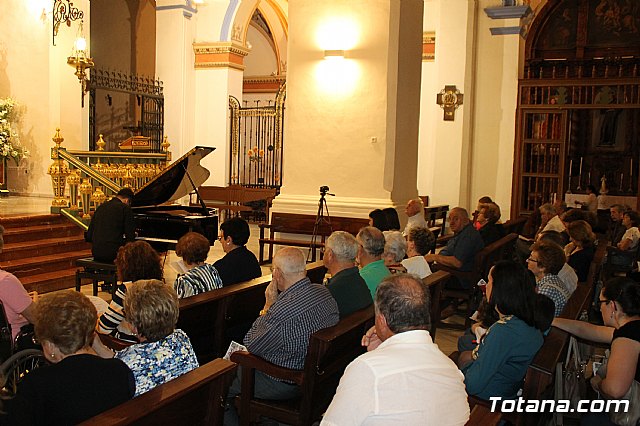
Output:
[156, 4, 196, 162]
[244, 25, 278, 77]
[1, 0, 89, 197]
[418, 0, 440, 202]
[469, 0, 521, 220]
[194, 67, 244, 187]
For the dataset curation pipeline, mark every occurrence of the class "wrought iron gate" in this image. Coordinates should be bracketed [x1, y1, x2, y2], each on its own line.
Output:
[88, 69, 164, 152]
[228, 83, 285, 189]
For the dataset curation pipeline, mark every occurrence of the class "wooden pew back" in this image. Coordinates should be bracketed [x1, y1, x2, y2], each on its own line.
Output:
[177, 262, 326, 363]
[231, 306, 375, 426]
[424, 204, 449, 237]
[79, 358, 237, 426]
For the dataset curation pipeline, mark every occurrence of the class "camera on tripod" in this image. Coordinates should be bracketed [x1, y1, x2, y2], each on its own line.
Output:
[320, 185, 330, 195]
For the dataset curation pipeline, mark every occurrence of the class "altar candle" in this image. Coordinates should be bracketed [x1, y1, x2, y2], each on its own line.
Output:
[579, 157, 583, 175]
[569, 159, 573, 175]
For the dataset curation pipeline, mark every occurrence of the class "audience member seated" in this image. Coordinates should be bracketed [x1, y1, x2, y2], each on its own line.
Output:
[564, 220, 596, 282]
[5, 291, 134, 425]
[618, 210, 640, 252]
[553, 199, 568, 217]
[537, 202, 566, 236]
[528, 242, 572, 316]
[424, 207, 484, 288]
[382, 230, 407, 271]
[561, 207, 598, 231]
[401, 226, 435, 279]
[368, 209, 389, 231]
[0, 225, 36, 341]
[457, 261, 547, 400]
[323, 231, 373, 318]
[225, 248, 339, 425]
[457, 296, 499, 352]
[84, 187, 136, 263]
[356, 227, 391, 297]
[403, 198, 428, 235]
[174, 232, 222, 298]
[552, 277, 640, 426]
[97, 241, 163, 342]
[382, 207, 401, 231]
[475, 202, 505, 246]
[574, 184, 598, 213]
[93, 279, 198, 396]
[473, 196, 493, 220]
[322, 274, 470, 425]
[608, 204, 628, 246]
[537, 231, 579, 295]
[213, 217, 262, 286]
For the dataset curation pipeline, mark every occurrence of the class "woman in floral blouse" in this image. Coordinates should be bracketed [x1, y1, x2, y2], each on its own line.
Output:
[94, 279, 198, 396]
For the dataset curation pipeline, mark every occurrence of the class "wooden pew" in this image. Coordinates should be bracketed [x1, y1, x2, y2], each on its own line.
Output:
[433, 233, 518, 328]
[424, 204, 449, 237]
[259, 212, 369, 264]
[423, 270, 451, 339]
[177, 261, 326, 363]
[502, 215, 528, 235]
[79, 358, 237, 426]
[231, 306, 375, 426]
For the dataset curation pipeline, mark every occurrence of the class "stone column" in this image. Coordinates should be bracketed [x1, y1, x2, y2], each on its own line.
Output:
[272, 0, 424, 224]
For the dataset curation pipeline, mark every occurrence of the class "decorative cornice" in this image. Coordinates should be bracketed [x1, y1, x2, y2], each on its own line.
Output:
[243, 75, 286, 93]
[193, 42, 250, 70]
[484, 5, 531, 19]
[422, 31, 435, 62]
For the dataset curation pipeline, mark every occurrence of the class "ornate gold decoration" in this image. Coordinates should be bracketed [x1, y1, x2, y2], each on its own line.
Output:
[193, 42, 250, 70]
[91, 186, 107, 207]
[48, 128, 70, 210]
[96, 134, 106, 151]
[436, 85, 464, 121]
[79, 178, 93, 219]
[66, 169, 81, 211]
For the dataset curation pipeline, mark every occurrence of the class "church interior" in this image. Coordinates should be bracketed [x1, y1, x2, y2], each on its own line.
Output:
[1, 0, 640, 424]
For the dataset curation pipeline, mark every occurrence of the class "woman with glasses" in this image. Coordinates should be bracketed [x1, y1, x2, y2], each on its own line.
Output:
[527, 242, 572, 316]
[213, 217, 262, 286]
[552, 277, 640, 426]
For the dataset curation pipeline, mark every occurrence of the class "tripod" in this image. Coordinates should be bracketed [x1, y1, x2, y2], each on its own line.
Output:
[308, 188, 334, 262]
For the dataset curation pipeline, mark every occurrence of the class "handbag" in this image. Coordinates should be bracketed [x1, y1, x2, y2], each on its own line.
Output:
[554, 336, 587, 425]
[596, 356, 640, 426]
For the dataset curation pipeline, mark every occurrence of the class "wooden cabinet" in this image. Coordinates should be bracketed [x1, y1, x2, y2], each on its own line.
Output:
[513, 110, 567, 215]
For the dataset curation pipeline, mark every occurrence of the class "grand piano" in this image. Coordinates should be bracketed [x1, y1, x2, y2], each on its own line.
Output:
[132, 146, 218, 252]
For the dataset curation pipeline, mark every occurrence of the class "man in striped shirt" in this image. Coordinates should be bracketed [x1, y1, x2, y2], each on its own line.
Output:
[225, 247, 339, 425]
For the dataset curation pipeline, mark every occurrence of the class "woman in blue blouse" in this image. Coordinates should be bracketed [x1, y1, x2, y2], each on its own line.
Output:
[457, 260, 549, 400]
[94, 279, 199, 396]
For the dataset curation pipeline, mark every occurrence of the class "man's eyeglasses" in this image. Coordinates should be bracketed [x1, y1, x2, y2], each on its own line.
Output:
[526, 257, 539, 263]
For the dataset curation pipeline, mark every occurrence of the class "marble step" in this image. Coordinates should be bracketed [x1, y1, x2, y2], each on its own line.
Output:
[19, 268, 82, 294]
[0, 236, 90, 262]
[1, 223, 84, 244]
[0, 249, 92, 279]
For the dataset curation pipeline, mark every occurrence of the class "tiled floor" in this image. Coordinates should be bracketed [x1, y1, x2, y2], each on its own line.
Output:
[0, 195, 462, 355]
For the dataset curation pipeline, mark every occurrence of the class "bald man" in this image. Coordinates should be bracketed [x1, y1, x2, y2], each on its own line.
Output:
[225, 247, 339, 425]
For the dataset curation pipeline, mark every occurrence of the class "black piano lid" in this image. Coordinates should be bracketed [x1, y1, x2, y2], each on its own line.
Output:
[131, 146, 215, 208]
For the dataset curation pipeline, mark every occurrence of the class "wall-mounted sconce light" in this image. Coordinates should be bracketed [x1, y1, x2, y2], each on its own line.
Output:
[324, 50, 345, 60]
[67, 20, 94, 108]
[53, 0, 84, 45]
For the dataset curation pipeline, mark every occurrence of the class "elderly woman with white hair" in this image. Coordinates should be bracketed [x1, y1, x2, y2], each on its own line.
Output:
[382, 231, 407, 271]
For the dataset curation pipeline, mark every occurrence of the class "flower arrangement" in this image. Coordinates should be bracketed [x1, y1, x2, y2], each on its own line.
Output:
[0, 98, 29, 164]
[246, 147, 264, 162]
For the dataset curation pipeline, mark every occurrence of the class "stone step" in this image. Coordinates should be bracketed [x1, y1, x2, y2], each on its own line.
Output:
[0, 214, 66, 228]
[19, 268, 82, 294]
[0, 236, 90, 262]
[0, 249, 92, 279]
[1, 223, 83, 244]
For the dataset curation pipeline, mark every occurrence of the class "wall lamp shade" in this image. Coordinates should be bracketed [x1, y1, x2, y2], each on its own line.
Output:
[324, 49, 345, 60]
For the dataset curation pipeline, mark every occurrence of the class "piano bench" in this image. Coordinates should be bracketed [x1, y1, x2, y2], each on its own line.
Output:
[75, 258, 118, 297]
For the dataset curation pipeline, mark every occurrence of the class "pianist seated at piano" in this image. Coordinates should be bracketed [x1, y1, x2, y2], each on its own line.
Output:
[97, 241, 164, 343]
[174, 232, 223, 298]
[213, 217, 262, 286]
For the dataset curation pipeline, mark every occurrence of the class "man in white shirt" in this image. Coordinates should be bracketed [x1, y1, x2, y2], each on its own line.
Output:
[403, 198, 428, 235]
[321, 274, 470, 426]
[538, 203, 566, 236]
